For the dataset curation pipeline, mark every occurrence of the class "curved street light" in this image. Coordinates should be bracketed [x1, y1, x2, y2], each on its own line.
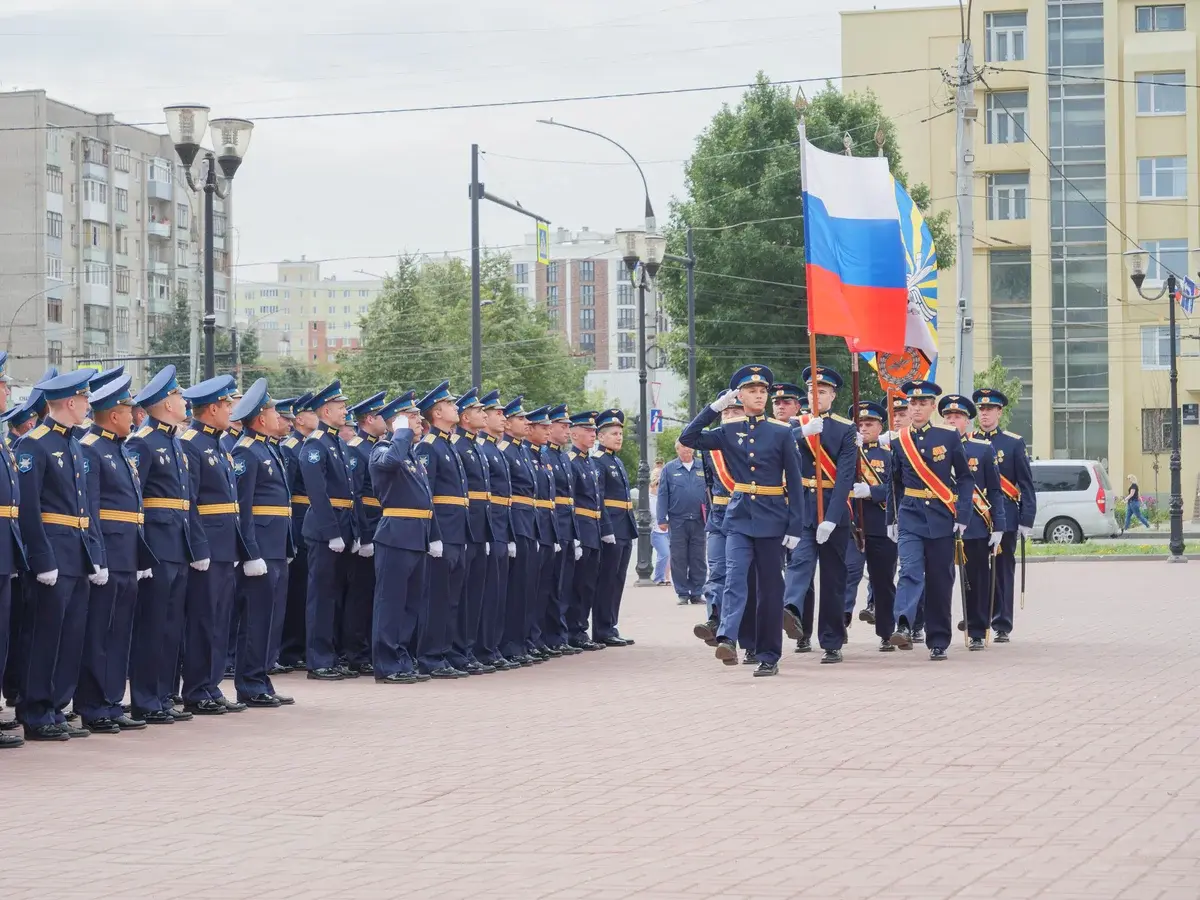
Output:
[6, 283, 72, 356]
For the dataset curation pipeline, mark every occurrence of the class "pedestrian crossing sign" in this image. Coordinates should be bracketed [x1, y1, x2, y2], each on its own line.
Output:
[536, 221, 550, 265]
[650, 408, 663, 434]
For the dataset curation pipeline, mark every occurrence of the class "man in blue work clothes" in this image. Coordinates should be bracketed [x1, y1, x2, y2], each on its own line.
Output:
[126, 366, 195, 724]
[500, 396, 537, 666]
[74, 374, 152, 734]
[231, 378, 297, 707]
[565, 411, 604, 652]
[781, 366, 858, 665]
[450, 387, 495, 673]
[14, 368, 97, 740]
[972, 388, 1035, 642]
[299, 380, 359, 681]
[276, 391, 314, 670]
[544, 404, 581, 655]
[680, 365, 804, 677]
[476, 391, 514, 669]
[343, 390, 389, 677]
[887, 380, 975, 660]
[593, 409, 636, 647]
[657, 439, 707, 606]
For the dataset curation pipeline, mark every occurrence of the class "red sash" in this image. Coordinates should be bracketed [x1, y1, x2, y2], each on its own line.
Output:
[999, 474, 1021, 502]
[858, 447, 881, 486]
[708, 449, 735, 493]
[897, 428, 956, 516]
[971, 488, 993, 531]
[798, 415, 838, 484]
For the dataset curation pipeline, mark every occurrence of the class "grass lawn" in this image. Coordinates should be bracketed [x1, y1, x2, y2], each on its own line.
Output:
[1028, 542, 1190, 557]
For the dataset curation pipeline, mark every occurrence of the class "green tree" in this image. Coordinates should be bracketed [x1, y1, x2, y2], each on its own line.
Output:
[973, 356, 1023, 430]
[147, 288, 261, 386]
[659, 75, 952, 404]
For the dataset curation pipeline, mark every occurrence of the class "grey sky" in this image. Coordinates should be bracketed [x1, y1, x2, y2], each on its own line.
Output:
[0, 0, 952, 281]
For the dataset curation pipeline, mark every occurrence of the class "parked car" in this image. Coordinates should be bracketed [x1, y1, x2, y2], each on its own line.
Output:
[1030, 459, 1120, 544]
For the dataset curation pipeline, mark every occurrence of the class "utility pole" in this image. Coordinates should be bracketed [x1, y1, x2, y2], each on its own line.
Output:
[953, 38, 977, 395]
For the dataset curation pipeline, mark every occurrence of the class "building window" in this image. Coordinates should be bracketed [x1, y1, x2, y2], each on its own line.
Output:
[343, 305, 350, 314]
[84, 263, 111, 286]
[989, 249, 1034, 442]
[83, 179, 108, 203]
[580, 260, 594, 281]
[986, 91, 1028, 143]
[177, 240, 189, 266]
[1143, 238, 1189, 284]
[113, 145, 131, 172]
[1139, 156, 1187, 199]
[547, 262, 559, 282]
[1052, 410, 1108, 461]
[986, 172, 1029, 220]
[1136, 4, 1185, 31]
[214, 250, 228, 270]
[213, 214, 226, 237]
[514, 263, 528, 284]
[45, 126, 59, 153]
[46, 299, 62, 323]
[358, 289, 368, 298]
[215, 290, 228, 312]
[580, 285, 595, 307]
[547, 285, 559, 307]
[344, 290, 351, 297]
[617, 333, 635, 354]
[47, 341, 63, 365]
[115, 307, 129, 334]
[45, 255, 63, 281]
[579, 308, 595, 330]
[547, 307, 559, 327]
[1141, 408, 1174, 453]
[617, 282, 634, 305]
[1136, 72, 1185, 115]
[986, 11, 1026, 62]
[177, 203, 189, 230]
[116, 266, 131, 294]
[618, 355, 635, 370]
[46, 211, 63, 238]
[617, 308, 635, 329]
[1139, 324, 1196, 368]
[46, 165, 63, 194]
[114, 187, 129, 212]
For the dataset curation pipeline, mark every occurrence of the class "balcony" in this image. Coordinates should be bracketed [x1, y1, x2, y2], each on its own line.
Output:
[82, 282, 111, 307]
[81, 199, 108, 223]
[147, 220, 171, 239]
[147, 177, 173, 202]
[81, 245, 108, 263]
[81, 160, 107, 182]
[147, 259, 170, 277]
[84, 327, 108, 347]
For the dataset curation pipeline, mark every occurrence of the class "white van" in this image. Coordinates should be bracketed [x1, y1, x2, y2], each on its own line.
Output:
[1030, 459, 1120, 544]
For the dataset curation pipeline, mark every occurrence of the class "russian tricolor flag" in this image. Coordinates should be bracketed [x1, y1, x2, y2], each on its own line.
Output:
[802, 141, 908, 353]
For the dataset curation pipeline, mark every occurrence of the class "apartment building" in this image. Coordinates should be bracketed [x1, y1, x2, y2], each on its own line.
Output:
[234, 258, 383, 364]
[510, 227, 687, 418]
[0, 89, 233, 384]
[843, 0, 1200, 498]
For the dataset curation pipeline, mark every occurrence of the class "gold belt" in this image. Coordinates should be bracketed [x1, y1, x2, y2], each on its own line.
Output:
[198, 502, 239, 515]
[554, 496, 574, 506]
[802, 477, 836, 489]
[535, 499, 554, 509]
[143, 497, 189, 511]
[251, 506, 291, 517]
[711, 496, 730, 506]
[383, 508, 432, 519]
[432, 495, 469, 507]
[328, 498, 354, 509]
[574, 507, 601, 519]
[905, 487, 958, 501]
[467, 491, 490, 501]
[291, 495, 310, 505]
[0, 505, 17, 519]
[490, 496, 511, 507]
[361, 496, 381, 508]
[99, 509, 144, 524]
[510, 495, 535, 506]
[42, 513, 89, 529]
[604, 499, 633, 510]
[732, 483, 784, 496]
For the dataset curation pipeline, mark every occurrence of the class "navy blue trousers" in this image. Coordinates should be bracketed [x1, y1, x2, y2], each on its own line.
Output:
[129, 560, 188, 714]
[862, 535, 898, 640]
[2, 575, 21, 705]
[372, 545, 426, 676]
[235, 559, 288, 698]
[305, 539, 351, 671]
[74, 570, 138, 722]
[18, 574, 88, 728]
[593, 539, 632, 641]
[529, 543, 557, 649]
[783, 523, 850, 651]
[456, 542, 487, 666]
[719, 533, 784, 665]
[704, 531, 726, 620]
[668, 518, 707, 599]
[477, 543, 506, 663]
[341, 554, 374, 668]
[279, 541, 307, 666]
[182, 561, 237, 703]
[544, 545, 572, 648]
[895, 533, 954, 651]
[567, 545, 599, 645]
[501, 536, 535, 659]
[992, 530, 1018, 633]
[418, 542, 466, 672]
[963, 538, 993, 640]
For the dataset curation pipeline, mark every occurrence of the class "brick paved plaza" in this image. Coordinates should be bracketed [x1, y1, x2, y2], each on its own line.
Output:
[3, 561, 1199, 900]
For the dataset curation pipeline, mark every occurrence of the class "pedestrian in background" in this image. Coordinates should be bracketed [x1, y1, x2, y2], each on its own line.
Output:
[648, 459, 670, 585]
[658, 441, 707, 606]
[1123, 475, 1150, 531]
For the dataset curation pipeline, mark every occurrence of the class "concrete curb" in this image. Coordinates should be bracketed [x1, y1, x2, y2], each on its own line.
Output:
[1027, 554, 1199, 563]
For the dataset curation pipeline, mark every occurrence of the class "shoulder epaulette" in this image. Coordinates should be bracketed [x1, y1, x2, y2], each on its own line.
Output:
[767, 417, 789, 426]
[347, 436, 363, 447]
[723, 415, 748, 424]
[969, 437, 991, 446]
[934, 424, 958, 432]
[132, 425, 152, 439]
[830, 413, 852, 425]
[180, 428, 197, 441]
[79, 432, 99, 446]
[1003, 430, 1022, 439]
[27, 424, 49, 440]
[236, 435, 255, 449]
[449, 433, 460, 444]
[282, 436, 298, 448]
[498, 440, 510, 451]
[421, 433, 436, 444]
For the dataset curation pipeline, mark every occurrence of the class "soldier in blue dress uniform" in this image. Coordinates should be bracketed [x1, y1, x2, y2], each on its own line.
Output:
[451, 387, 495, 673]
[414, 380, 475, 679]
[565, 411, 605, 652]
[500, 396, 537, 666]
[971, 388, 1036, 642]
[369, 394, 437, 683]
[230, 379, 298, 707]
[476, 390, 515, 669]
[74, 374, 153, 734]
[886, 380, 976, 660]
[126, 366, 196, 724]
[680, 364, 804, 676]
[343, 391, 389, 677]
[593, 409, 637, 648]
[939, 394, 1005, 650]
[0, 353, 25, 748]
[278, 391, 315, 669]
[179, 375, 250, 715]
[694, 389, 740, 641]
[544, 403, 580, 655]
[14, 368, 97, 740]
[525, 406, 561, 657]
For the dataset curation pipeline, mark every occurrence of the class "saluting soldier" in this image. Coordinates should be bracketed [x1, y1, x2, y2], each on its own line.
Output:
[593, 409, 637, 648]
[298, 380, 360, 681]
[680, 365, 804, 677]
[972, 389, 1035, 642]
[939, 394, 1005, 650]
[544, 404, 580, 656]
[74, 374, 152, 734]
[887, 380, 976, 660]
[14, 368, 97, 741]
[451, 387, 494, 674]
[476, 391, 514, 669]
[277, 391, 315, 670]
[126, 366, 196, 724]
[414, 381, 474, 679]
[0, 353, 25, 748]
[565, 411, 604, 652]
[525, 406, 559, 658]
[500, 397, 537, 666]
[782, 366, 857, 664]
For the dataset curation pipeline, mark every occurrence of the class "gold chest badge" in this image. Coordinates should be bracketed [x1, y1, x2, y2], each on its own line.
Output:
[968, 457, 979, 472]
[932, 446, 947, 463]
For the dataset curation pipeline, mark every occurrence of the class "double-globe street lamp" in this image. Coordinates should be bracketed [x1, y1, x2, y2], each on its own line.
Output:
[1123, 246, 1189, 562]
[164, 105, 254, 380]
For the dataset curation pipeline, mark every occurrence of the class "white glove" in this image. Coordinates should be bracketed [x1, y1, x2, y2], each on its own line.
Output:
[989, 531, 1003, 548]
[852, 482, 871, 499]
[358, 543, 374, 558]
[855, 432, 864, 448]
[287, 557, 294, 565]
[709, 391, 737, 413]
[781, 534, 800, 551]
[392, 414, 410, 434]
[328, 537, 346, 553]
[137, 569, 153, 581]
[815, 521, 836, 544]
[887, 524, 899, 543]
[800, 417, 824, 437]
[601, 534, 616, 545]
[351, 539, 361, 554]
[88, 566, 109, 586]
[36, 569, 58, 586]
[1018, 525, 1032, 539]
[954, 523, 967, 536]
[190, 558, 210, 572]
[554, 543, 561, 553]
[574, 544, 582, 560]
[484, 543, 490, 556]
[878, 432, 891, 449]
[428, 540, 443, 558]
[507, 542, 516, 558]
[244, 558, 268, 577]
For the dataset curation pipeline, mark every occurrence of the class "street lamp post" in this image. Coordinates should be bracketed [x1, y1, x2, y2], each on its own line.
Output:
[1123, 247, 1187, 562]
[164, 105, 253, 380]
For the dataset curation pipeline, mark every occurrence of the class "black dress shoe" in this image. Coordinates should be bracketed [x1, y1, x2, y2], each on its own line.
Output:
[878, 638, 896, 652]
[241, 694, 282, 708]
[912, 628, 925, 644]
[859, 606, 876, 624]
[139, 710, 174, 725]
[84, 718, 121, 735]
[693, 621, 718, 645]
[541, 647, 563, 658]
[615, 635, 635, 645]
[794, 636, 812, 653]
[336, 665, 360, 678]
[844, 613, 853, 629]
[821, 649, 843, 664]
[889, 626, 913, 650]
[477, 663, 497, 673]
[167, 708, 194, 721]
[413, 672, 432, 682]
[676, 597, 690, 606]
[113, 714, 147, 730]
[461, 662, 484, 675]
[969, 638, 985, 651]
[430, 667, 460, 680]
[356, 662, 375, 675]
[957, 619, 966, 632]
[578, 641, 603, 652]
[782, 606, 804, 640]
[490, 658, 513, 671]
[272, 693, 295, 705]
[929, 648, 948, 661]
[268, 664, 291, 676]
[448, 667, 470, 678]
[601, 636, 629, 647]
[994, 631, 1010, 643]
[0, 732, 23, 748]
[0, 717, 20, 731]
[64, 709, 79, 722]
[377, 672, 418, 684]
[24, 723, 68, 742]
[184, 699, 226, 716]
[714, 639, 738, 666]
[307, 667, 344, 680]
[753, 662, 778, 677]
[217, 697, 247, 712]
[554, 644, 580, 656]
[741, 650, 757, 665]
[223, 666, 236, 679]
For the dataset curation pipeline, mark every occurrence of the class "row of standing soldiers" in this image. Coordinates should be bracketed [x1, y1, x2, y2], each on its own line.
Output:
[683, 363, 1037, 676]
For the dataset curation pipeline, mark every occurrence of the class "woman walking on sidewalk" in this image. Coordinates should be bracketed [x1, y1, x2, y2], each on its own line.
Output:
[1123, 475, 1151, 532]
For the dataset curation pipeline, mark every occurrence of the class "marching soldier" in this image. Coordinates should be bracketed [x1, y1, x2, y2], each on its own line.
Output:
[680, 365, 804, 676]
[74, 374, 152, 734]
[0, 353, 24, 748]
[14, 368, 97, 740]
[938, 394, 1005, 650]
[887, 380, 975, 660]
[127, 366, 196, 724]
[972, 389, 1035, 642]
[277, 391, 315, 670]
[451, 388, 495, 673]
[500, 397, 537, 666]
[298, 380, 359, 681]
[593, 409, 636, 648]
[847, 401, 899, 652]
[525, 406, 560, 658]
[565, 411, 604, 652]
[695, 389, 740, 641]
[782, 366, 857, 664]
[544, 404, 580, 655]
[179, 375, 249, 716]
[369, 393, 436, 683]
[231, 379, 297, 707]
[476, 391, 515, 669]
[768, 382, 817, 652]
[414, 381, 474, 679]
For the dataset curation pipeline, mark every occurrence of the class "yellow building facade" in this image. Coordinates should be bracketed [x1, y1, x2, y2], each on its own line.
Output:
[843, 0, 1200, 511]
